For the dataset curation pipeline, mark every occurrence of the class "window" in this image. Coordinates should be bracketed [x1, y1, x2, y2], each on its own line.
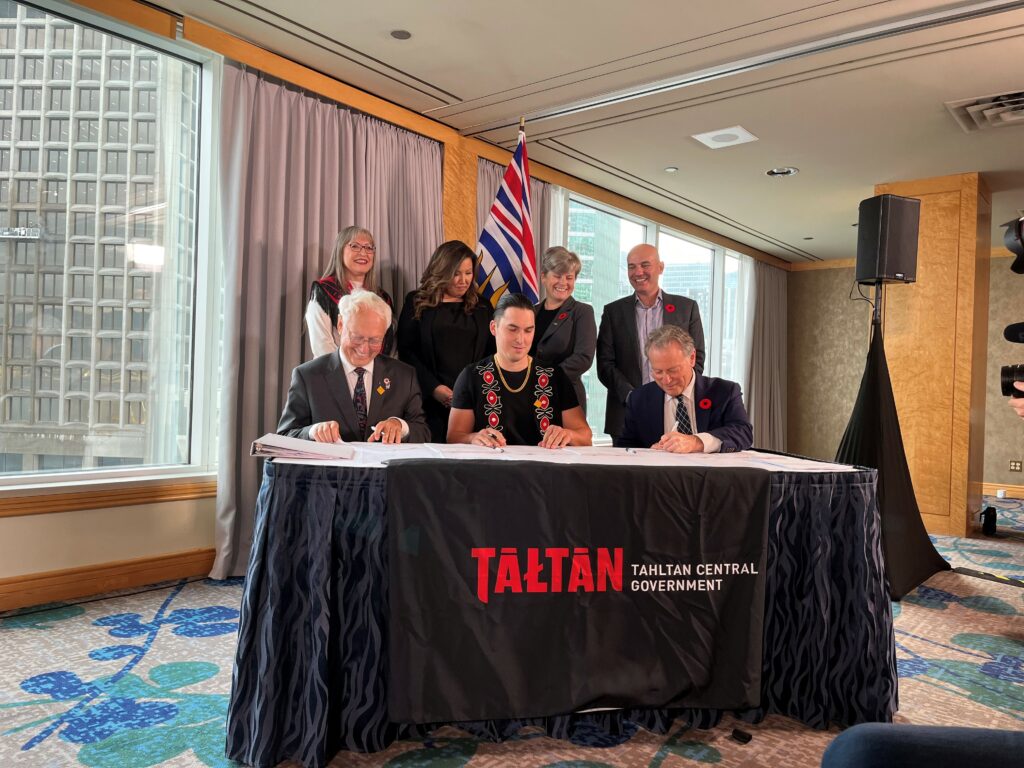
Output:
[48, 87, 70, 111]
[20, 85, 42, 110]
[0, 1, 206, 479]
[76, 118, 98, 142]
[52, 25, 73, 49]
[78, 57, 100, 80]
[21, 56, 43, 80]
[562, 195, 755, 440]
[565, 198, 647, 438]
[47, 117, 68, 141]
[106, 88, 128, 112]
[107, 57, 130, 81]
[77, 87, 99, 111]
[51, 57, 71, 79]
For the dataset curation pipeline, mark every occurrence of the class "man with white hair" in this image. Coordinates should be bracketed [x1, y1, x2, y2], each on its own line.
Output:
[278, 291, 430, 443]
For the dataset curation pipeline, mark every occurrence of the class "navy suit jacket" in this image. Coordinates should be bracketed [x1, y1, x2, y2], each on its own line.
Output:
[596, 292, 705, 437]
[615, 374, 753, 453]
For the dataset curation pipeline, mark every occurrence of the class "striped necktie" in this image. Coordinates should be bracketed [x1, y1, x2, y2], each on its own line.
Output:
[353, 367, 368, 437]
[675, 395, 693, 435]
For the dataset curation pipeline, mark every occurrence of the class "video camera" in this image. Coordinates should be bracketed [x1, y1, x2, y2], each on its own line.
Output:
[1001, 216, 1024, 399]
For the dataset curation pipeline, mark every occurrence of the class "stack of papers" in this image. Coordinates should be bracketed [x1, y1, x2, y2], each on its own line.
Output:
[250, 433, 355, 461]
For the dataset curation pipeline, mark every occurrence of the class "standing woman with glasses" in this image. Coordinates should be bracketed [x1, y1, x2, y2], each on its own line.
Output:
[397, 240, 494, 442]
[530, 246, 597, 413]
[306, 226, 395, 357]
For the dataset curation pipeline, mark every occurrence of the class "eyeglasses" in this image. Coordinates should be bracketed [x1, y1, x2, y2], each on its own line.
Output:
[346, 243, 376, 254]
[348, 334, 385, 348]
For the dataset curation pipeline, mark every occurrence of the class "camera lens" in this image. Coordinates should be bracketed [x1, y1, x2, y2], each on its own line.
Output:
[1001, 364, 1024, 397]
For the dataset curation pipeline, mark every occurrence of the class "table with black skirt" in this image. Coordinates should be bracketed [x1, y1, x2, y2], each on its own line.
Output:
[225, 453, 896, 768]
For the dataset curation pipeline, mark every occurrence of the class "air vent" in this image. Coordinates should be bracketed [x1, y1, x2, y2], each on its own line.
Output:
[945, 91, 1024, 133]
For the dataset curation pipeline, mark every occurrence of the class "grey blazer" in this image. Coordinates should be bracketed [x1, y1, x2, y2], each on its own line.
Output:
[596, 292, 705, 437]
[277, 352, 430, 443]
[533, 297, 596, 412]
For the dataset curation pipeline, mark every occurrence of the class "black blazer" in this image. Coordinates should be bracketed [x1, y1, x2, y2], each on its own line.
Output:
[277, 352, 430, 443]
[615, 375, 753, 452]
[596, 292, 705, 437]
[532, 296, 596, 412]
[396, 292, 494, 397]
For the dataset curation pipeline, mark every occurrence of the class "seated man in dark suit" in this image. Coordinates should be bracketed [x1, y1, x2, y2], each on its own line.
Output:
[278, 291, 430, 444]
[615, 325, 752, 453]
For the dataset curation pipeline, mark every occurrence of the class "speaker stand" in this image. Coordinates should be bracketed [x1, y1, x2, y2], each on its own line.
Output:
[836, 283, 950, 600]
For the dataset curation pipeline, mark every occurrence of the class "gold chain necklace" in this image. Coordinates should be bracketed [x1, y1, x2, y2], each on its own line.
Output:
[494, 355, 532, 393]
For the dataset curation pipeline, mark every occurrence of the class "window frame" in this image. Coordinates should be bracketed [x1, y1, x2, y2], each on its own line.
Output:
[0, 0, 221, 502]
[560, 193, 756, 440]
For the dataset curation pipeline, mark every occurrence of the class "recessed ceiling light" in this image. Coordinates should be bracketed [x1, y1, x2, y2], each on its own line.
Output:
[765, 167, 799, 178]
[664, 166, 678, 173]
[390, 29, 412, 40]
[691, 125, 758, 149]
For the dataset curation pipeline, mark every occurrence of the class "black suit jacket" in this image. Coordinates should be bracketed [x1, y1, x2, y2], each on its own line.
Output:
[596, 292, 705, 436]
[615, 375, 753, 452]
[277, 352, 430, 443]
[532, 297, 596, 412]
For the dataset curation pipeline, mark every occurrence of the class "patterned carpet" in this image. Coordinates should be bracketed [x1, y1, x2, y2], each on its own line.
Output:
[2, 499, 1022, 768]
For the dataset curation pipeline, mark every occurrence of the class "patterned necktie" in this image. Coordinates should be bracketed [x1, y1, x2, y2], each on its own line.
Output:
[675, 395, 693, 435]
[353, 367, 368, 436]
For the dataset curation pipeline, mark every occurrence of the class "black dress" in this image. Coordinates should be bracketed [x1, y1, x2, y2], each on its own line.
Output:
[397, 295, 494, 442]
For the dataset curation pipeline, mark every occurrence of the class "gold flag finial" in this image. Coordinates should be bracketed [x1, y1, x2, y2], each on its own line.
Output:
[519, 116, 525, 133]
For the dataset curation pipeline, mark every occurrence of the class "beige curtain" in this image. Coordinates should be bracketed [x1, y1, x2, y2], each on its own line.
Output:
[211, 63, 443, 578]
[747, 261, 787, 451]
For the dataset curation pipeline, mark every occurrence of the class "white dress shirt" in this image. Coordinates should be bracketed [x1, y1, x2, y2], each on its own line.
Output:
[661, 375, 721, 453]
[338, 350, 409, 438]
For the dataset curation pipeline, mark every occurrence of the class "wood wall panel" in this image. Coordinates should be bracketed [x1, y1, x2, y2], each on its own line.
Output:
[876, 174, 990, 537]
[879, 190, 961, 523]
[0, 548, 216, 612]
[442, 136, 478, 245]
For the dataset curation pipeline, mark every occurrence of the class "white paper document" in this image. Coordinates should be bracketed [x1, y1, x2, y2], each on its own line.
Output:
[253, 434, 858, 473]
[250, 433, 355, 461]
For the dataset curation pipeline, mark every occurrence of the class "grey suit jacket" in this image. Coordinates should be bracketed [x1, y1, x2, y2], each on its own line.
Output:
[277, 352, 430, 443]
[596, 292, 705, 437]
[533, 297, 596, 412]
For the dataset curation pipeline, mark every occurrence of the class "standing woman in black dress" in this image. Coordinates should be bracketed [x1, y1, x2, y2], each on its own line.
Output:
[306, 225, 395, 357]
[397, 240, 494, 442]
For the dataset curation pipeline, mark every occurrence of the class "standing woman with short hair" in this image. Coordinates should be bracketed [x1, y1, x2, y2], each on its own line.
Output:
[397, 240, 494, 442]
[306, 226, 395, 357]
[531, 246, 597, 412]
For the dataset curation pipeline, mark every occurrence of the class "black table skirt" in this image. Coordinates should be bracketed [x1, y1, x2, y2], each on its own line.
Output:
[226, 461, 896, 768]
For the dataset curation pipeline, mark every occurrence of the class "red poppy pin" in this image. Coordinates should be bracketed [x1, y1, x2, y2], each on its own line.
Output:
[699, 398, 712, 410]
[665, 304, 676, 313]
[557, 312, 568, 320]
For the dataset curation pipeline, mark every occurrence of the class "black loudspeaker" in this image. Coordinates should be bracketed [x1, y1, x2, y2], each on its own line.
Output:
[856, 194, 920, 285]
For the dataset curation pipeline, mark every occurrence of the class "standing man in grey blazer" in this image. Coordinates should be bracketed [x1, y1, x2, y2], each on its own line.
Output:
[596, 243, 706, 439]
[278, 291, 430, 443]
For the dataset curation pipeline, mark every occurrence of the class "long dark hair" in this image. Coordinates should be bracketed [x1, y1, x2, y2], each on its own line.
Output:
[412, 240, 479, 319]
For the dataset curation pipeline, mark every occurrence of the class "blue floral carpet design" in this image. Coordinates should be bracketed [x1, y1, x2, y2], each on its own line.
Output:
[2, 498, 1022, 768]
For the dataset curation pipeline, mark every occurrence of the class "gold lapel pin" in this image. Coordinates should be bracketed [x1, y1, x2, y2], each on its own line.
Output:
[376, 385, 385, 395]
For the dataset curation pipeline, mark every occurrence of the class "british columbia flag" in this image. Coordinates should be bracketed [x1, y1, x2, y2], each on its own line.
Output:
[476, 129, 539, 305]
